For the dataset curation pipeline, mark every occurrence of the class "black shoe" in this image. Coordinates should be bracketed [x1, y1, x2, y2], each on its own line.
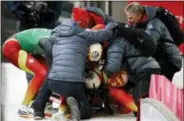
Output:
[34, 112, 44, 120]
[66, 97, 80, 121]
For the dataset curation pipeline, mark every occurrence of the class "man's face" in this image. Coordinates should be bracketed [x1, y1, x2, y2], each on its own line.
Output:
[126, 12, 142, 26]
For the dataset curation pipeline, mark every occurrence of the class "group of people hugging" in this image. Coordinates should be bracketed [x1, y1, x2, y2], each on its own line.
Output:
[2, 2, 183, 121]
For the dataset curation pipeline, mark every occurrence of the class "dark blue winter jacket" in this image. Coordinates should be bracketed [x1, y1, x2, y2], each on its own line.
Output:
[104, 36, 161, 76]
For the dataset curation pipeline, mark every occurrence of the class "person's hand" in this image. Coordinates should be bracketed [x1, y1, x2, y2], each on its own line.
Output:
[116, 22, 131, 35]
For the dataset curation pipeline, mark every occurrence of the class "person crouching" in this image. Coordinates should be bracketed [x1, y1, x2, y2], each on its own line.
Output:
[47, 19, 117, 121]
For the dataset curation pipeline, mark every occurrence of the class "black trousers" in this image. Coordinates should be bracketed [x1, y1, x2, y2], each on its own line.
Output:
[132, 74, 151, 104]
[158, 61, 180, 81]
[48, 80, 93, 119]
[33, 79, 52, 114]
[127, 74, 151, 120]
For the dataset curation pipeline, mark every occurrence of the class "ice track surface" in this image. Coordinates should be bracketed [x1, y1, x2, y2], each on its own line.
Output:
[2, 61, 183, 121]
[1, 63, 136, 121]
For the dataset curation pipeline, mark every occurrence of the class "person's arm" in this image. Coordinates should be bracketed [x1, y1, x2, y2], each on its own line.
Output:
[78, 23, 117, 44]
[38, 38, 53, 70]
[117, 22, 158, 56]
[103, 38, 125, 77]
[144, 18, 163, 43]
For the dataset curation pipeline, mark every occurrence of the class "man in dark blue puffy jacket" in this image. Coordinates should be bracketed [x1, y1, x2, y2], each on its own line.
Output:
[47, 19, 117, 121]
[103, 35, 161, 119]
[119, 2, 182, 121]
[124, 2, 182, 81]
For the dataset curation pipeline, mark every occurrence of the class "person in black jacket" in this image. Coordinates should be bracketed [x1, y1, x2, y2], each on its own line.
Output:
[123, 2, 182, 81]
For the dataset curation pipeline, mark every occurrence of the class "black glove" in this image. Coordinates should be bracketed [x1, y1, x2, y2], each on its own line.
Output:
[117, 22, 156, 56]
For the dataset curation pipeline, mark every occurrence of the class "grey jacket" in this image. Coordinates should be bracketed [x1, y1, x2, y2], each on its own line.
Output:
[48, 19, 116, 82]
[104, 37, 161, 76]
[136, 6, 182, 72]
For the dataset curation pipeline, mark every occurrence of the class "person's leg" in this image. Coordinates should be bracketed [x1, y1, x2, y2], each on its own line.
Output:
[19, 52, 47, 106]
[33, 81, 67, 120]
[2, 39, 48, 115]
[32, 78, 52, 120]
[74, 83, 93, 119]
[108, 86, 138, 113]
[26, 55, 48, 105]
[26, 55, 47, 84]
[132, 74, 151, 121]
[48, 81, 81, 121]
[159, 61, 179, 81]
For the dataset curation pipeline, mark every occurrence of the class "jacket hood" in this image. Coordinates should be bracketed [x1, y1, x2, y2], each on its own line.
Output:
[144, 6, 157, 22]
[51, 19, 84, 37]
[85, 7, 106, 21]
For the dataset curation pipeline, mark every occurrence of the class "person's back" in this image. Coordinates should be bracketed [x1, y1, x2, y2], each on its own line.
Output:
[47, 19, 116, 121]
[104, 36, 161, 77]
[48, 19, 115, 82]
[15, 28, 51, 54]
[49, 19, 90, 82]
